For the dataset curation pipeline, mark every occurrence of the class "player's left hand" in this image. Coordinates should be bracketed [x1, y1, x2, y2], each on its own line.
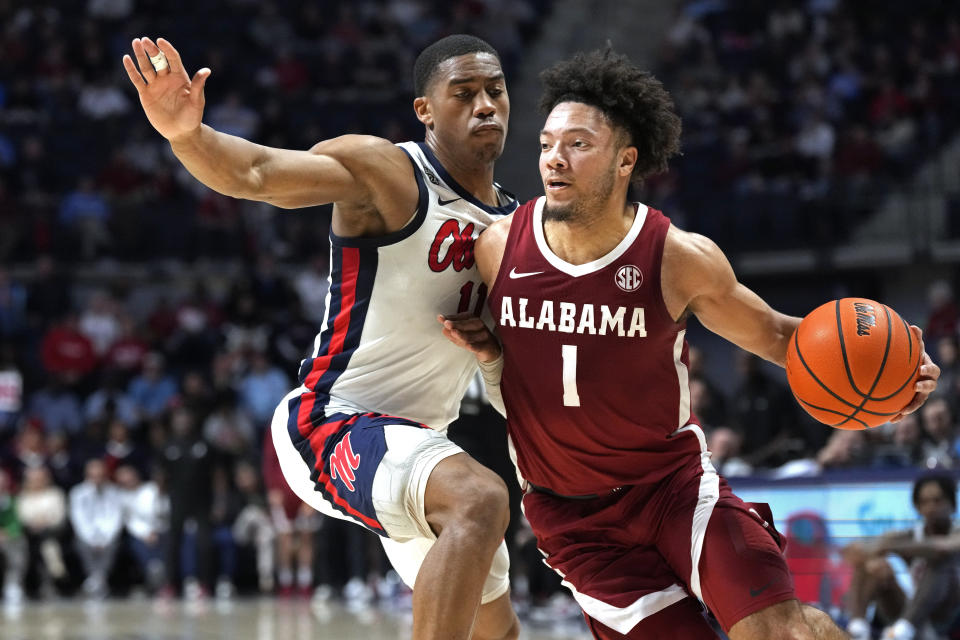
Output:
[438, 313, 501, 363]
[890, 325, 940, 423]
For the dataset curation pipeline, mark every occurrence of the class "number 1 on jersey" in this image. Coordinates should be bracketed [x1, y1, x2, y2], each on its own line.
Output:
[561, 344, 581, 407]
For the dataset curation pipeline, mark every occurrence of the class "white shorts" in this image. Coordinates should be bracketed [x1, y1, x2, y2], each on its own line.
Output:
[271, 387, 510, 604]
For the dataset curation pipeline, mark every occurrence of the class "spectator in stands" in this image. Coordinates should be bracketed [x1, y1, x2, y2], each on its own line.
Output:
[206, 466, 241, 599]
[934, 335, 960, 411]
[5, 424, 47, 485]
[117, 464, 167, 594]
[203, 390, 255, 464]
[57, 176, 112, 260]
[731, 352, 806, 467]
[261, 431, 317, 598]
[843, 472, 960, 640]
[46, 431, 82, 489]
[78, 290, 120, 358]
[39, 314, 97, 384]
[926, 280, 960, 344]
[873, 414, 926, 469]
[0, 469, 26, 605]
[706, 426, 752, 477]
[919, 397, 960, 469]
[231, 460, 274, 594]
[816, 429, 872, 471]
[103, 419, 149, 477]
[25, 257, 72, 333]
[103, 312, 150, 381]
[27, 376, 84, 436]
[162, 407, 213, 599]
[84, 371, 138, 427]
[0, 268, 28, 340]
[127, 352, 178, 421]
[238, 350, 288, 429]
[16, 467, 67, 597]
[69, 458, 124, 598]
[0, 344, 24, 438]
[293, 254, 330, 325]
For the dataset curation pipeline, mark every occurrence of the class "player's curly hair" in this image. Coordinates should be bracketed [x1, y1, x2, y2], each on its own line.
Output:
[538, 48, 681, 182]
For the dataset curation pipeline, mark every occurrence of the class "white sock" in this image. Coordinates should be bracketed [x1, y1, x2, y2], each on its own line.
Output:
[847, 617, 869, 638]
[296, 567, 312, 588]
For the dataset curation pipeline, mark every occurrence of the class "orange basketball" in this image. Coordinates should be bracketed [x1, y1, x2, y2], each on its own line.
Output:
[785, 298, 921, 430]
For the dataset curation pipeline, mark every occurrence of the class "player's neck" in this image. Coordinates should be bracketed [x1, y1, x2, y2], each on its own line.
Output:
[426, 139, 499, 206]
[543, 199, 636, 266]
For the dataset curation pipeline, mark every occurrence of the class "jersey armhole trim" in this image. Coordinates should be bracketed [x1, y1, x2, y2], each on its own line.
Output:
[329, 147, 429, 249]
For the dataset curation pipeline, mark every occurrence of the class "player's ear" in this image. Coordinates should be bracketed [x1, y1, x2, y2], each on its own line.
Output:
[414, 96, 434, 130]
[618, 146, 637, 178]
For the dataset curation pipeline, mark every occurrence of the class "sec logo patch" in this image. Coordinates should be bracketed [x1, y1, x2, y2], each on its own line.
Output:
[615, 265, 643, 292]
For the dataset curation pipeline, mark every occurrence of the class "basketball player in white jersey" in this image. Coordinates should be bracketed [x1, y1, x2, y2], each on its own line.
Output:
[123, 34, 519, 640]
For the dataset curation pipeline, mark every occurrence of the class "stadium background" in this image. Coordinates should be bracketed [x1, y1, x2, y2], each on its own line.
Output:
[0, 0, 959, 638]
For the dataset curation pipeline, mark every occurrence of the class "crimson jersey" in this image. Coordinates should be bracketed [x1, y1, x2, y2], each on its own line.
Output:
[489, 197, 701, 496]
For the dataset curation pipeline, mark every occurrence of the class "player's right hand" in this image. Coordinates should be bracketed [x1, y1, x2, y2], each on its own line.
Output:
[122, 37, 211, 142]
[438, 313, 502, 363]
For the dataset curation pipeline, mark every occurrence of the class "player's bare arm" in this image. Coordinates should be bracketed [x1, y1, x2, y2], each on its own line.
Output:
[123, 37, 418, 233]
[661, 225, 800, 366]
[662, 225, 940, 415]
[473, 215, 513, 286]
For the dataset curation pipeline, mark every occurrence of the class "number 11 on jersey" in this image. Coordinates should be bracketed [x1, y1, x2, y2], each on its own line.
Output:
[561, 344, 581, 407]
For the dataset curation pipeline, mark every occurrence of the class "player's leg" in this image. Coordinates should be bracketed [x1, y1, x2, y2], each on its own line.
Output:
[845, 555, 905, 636]
[414, 452, 515, 640]
[381, 533, 515, 640]
[471, 590, 520, 640]
[888, 560, 960, 638]
[724, 599, 848, 640]
[697, 505, 850, 639]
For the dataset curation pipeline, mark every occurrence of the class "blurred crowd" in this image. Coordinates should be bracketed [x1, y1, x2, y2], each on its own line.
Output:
[0, 0, 550, 264]
[1, 0, 959, 632]
[641, 0, 960, 251]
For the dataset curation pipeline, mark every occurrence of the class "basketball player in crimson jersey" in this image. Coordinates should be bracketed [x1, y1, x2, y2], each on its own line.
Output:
[123, 35, 520, 640]
[441, 49, 941, 639]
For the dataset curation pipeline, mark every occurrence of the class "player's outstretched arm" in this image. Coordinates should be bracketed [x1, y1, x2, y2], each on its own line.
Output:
[123, 37, 416, 213]
[661, 226, 800, 366]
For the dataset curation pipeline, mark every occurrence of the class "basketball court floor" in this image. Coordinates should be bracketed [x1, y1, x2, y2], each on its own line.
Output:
[1, 597, 592, 640]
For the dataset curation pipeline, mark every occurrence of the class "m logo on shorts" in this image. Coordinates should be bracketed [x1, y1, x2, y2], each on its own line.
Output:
[330, 432, 361, 492]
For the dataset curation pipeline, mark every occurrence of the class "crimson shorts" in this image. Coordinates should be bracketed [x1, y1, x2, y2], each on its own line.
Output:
[522, 438, 794, 638]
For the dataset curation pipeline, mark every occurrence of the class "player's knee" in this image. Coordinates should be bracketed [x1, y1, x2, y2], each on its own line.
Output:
[865, 557, 894, 582]
[459, 474, 509, 534]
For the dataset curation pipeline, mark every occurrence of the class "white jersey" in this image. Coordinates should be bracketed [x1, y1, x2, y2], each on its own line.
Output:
[296, 141, 517, 431]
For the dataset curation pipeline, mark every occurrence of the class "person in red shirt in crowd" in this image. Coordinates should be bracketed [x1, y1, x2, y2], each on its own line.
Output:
[40, 312, 97, 382]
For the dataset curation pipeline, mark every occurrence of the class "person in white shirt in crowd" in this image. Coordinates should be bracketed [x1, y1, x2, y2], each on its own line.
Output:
[69, 458, 124, 597]
[116, 464, 169, 593]
[231, 460, 275, 594]
[16, 466, 67, 596]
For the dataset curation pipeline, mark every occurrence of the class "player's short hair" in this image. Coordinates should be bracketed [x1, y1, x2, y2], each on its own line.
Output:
[538, 47, 682, 182]
[912, 471, 958, 510]
[414, 35, 500, 97]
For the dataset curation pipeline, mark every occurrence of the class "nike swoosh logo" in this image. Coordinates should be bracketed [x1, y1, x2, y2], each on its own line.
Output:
[438, 197, 461, 206]
[509, 268, 544, 279]
[749, 579, 775, 598]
